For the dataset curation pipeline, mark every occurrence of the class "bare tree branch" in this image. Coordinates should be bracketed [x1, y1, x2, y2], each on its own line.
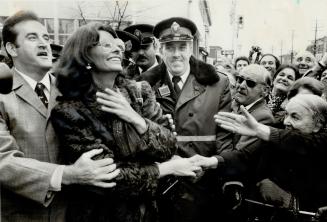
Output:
[77, 1, 87, 25]
[117, 1, 128, 29]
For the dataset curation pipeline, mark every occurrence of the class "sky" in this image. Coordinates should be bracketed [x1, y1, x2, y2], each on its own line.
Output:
[208, 0, 327, 56]
[2, 0, 326, 58]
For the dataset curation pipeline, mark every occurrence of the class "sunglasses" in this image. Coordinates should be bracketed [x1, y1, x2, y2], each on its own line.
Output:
[235, 76, 259, 88]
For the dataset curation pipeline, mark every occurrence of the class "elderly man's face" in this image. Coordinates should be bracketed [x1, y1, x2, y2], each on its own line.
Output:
[160, 41, 192, 76]
[234, 69, 267, 106]
[294, 52, 316, 75]
[284, 98, 318, 133]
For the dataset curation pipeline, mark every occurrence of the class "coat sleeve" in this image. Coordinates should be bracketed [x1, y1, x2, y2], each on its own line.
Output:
[133, 81, 177, 162]
[219, 110, 275, 180]
[0, 105, 58, 206]
[51, 102, 162, 197]
[215, 77, 234, 154]
[269, 128, 327, 155]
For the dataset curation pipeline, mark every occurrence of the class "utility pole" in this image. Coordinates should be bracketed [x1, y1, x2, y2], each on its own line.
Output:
[291, 30, 294, 63]
[280, 40, 283, 64]
[313, 19, 318, 56]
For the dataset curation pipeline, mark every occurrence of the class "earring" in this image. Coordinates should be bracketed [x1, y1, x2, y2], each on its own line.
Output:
[86, 64, 91, 70]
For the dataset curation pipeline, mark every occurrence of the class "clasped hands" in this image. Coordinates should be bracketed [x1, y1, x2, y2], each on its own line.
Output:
[159, 155, 218, 181]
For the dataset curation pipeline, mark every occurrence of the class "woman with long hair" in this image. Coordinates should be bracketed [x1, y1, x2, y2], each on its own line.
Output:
[51, 22, 199, 222]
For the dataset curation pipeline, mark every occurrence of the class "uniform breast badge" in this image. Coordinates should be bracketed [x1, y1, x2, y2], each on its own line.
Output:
[158, 85, 171, 97]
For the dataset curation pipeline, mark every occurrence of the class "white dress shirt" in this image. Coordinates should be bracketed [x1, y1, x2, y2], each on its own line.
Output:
[168, 65, 191, 90]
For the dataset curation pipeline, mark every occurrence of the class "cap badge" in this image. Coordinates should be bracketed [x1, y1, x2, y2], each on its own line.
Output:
[134, 29, 141, 38]
[125, 40, 132, 51]
[171, 22, 180, 33]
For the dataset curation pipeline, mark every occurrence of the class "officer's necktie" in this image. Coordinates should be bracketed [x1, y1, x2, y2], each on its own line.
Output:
[172, 76, 182, 95]
[35, 82, 48, 108]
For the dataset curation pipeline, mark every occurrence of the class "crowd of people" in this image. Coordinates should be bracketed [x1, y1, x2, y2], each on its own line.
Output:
[0, 9, 327, 222]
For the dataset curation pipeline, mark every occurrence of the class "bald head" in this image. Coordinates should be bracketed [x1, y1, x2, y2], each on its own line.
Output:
[241, 64, 272, 86]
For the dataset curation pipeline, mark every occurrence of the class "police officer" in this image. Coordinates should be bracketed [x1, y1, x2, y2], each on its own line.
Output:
[116, 30, 140, 70]
[140, 17, 233, 222]
[124, 24, 161, 79]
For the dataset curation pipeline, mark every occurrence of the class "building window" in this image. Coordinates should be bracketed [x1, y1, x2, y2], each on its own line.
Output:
[78, 19, 110, 27]
[58, 19, 74, 45]
[40, 18, 55, 42]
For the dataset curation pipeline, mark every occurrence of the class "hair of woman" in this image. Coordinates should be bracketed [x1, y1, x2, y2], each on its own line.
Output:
[54, 22, 117, 98]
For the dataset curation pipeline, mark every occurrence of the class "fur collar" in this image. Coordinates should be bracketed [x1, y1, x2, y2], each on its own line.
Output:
[140, 56, 219, 86]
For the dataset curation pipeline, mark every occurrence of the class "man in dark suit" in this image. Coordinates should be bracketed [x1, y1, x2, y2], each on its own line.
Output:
[124, 24, 161, 79]
[0, 11, 119, 222]
[218, 64, 274, 171]
[140, 17, 233, 222]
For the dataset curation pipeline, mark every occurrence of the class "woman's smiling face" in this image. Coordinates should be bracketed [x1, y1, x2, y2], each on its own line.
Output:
[89, 30, 123, 73]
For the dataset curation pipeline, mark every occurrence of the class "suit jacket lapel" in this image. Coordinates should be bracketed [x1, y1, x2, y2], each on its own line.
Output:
[247, 98, 265, 113]
[46, 80, 60, 125]
[13, 71, 47, 118]
[175, 74, 206, 111]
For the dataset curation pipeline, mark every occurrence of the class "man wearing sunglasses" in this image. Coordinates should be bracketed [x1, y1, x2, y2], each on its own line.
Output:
[218, 64, 274, 182]
[124, 24, 161, 79]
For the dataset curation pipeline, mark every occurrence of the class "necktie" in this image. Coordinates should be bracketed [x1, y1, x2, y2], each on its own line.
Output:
[35, 82, 48, 108]
[172, 76, 182, 95]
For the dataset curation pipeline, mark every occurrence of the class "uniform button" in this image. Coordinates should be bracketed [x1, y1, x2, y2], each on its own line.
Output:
[188, 113, 194, 117]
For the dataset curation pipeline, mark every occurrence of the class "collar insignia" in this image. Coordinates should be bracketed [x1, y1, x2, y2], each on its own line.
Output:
[125, 40, 132, 51]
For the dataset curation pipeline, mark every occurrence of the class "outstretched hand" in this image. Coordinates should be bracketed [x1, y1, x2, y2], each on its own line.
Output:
[214, 105, 260, 137]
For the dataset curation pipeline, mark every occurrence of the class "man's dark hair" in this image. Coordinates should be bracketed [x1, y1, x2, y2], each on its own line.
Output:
[234, 56, 250, 69]
[259, 53, 281, 71]
[2, 10, 40, 60]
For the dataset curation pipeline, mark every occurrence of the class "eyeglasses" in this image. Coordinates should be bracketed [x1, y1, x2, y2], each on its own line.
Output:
[235, 76, 260, 88]
[96, 42, 112, 49]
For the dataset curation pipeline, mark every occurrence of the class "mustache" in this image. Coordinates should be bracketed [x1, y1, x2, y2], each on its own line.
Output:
[136, 55, 148, 61]
[298, 64, 310, 69]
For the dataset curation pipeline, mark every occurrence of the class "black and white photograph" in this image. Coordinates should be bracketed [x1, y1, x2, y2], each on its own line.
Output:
[0, 0, 327, 221]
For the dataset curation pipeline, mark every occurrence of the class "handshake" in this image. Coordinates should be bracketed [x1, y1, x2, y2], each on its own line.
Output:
[158, 154, 219, 179]
[158, 154, 219, 195]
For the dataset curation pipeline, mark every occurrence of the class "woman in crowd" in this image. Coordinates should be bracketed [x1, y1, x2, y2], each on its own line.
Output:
[259, 53, 281, 77]
[214, 94, 327, 218]
[267, 65, 300, 126]
[234, 56, 250, 72]
[51, 22, 199, 222]
[288, 76, 324, 99]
